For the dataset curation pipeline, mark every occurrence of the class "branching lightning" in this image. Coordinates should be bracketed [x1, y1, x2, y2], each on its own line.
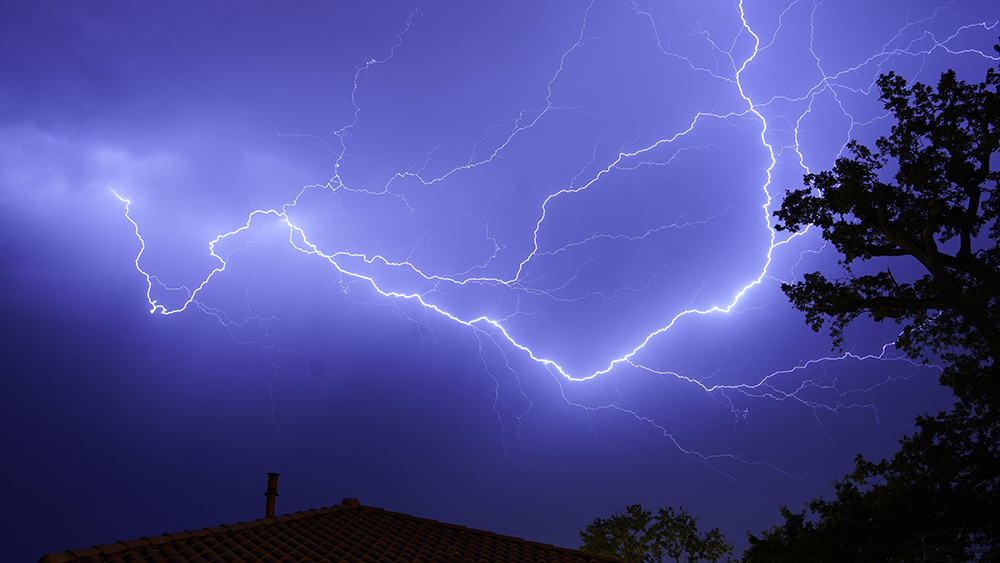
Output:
[113, 1, 1000, 476]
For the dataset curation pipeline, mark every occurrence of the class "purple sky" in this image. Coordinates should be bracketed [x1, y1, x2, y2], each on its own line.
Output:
[2, 2, 999, 561]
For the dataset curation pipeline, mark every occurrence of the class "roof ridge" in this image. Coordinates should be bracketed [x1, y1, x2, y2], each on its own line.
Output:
[39, 499, 624, 563]
[38, 501, 355, 563]
[350, 503, 625, 561]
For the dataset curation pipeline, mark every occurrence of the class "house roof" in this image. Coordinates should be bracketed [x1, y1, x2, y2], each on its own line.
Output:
[39, 497, 623, 563]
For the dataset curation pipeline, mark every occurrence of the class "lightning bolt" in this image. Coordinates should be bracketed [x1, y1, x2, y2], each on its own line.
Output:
[113, 1, 1000, 476]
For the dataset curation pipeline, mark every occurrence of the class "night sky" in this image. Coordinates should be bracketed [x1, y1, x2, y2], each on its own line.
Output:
[2, 2, 999, 562]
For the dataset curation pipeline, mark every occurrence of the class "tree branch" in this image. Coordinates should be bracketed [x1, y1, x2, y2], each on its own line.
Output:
[820, 296, 954, 317]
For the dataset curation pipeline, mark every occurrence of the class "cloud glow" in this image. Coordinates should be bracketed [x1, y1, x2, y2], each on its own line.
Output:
[107, 1, 998, 474]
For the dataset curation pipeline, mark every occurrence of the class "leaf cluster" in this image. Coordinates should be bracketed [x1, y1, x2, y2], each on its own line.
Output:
[773, 43, 1000, 408]
[743, 40, 1000, 563]
[579, 504, 733, 563]
[743, 403, 1000, 562]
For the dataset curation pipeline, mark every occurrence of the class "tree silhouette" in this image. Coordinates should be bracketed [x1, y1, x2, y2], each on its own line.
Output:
[773, 44, 1000, 410]
[580, 504, 732, 563]
[744, 41, 1000, 563]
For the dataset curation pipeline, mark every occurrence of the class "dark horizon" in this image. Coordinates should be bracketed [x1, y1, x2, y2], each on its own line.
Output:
[2, 2, 998, 562]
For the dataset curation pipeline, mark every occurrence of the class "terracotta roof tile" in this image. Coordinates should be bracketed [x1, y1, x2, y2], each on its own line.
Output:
[39, 499, 622, 563]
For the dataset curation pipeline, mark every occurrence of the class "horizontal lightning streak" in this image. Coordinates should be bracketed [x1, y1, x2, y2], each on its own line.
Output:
[113, 1, 998, 475]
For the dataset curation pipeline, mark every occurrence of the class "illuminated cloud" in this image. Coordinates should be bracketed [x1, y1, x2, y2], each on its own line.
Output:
[2, 1, 997, 558]
[102, 0, 999, 474]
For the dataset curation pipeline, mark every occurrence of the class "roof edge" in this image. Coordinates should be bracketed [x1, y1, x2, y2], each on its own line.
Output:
[38, 498, 623, 563]
[352, 503, 625, 562]
[36, 499, 360, 563]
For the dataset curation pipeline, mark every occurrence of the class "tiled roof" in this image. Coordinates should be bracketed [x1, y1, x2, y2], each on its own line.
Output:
[39, 498, 623, 563]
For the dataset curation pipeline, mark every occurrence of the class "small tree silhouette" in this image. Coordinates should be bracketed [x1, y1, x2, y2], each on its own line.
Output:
[579, 504, 733, 563]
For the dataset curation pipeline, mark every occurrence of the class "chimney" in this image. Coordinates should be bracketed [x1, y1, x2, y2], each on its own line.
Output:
[263, 472, 280, 518]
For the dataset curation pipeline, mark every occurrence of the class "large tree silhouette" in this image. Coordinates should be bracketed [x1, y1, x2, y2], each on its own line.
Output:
[773, 46, 1000, 409]
[744, 44, 1000, 562]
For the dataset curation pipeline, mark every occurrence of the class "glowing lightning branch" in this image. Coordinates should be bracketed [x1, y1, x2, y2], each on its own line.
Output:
[113, 1, 1000, 475]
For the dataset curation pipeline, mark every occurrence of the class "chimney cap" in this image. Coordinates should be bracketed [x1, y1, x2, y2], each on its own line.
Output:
[264, 473, 281, 518]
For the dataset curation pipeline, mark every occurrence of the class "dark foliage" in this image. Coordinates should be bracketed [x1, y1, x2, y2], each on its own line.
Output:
[744, 403, 999, 562]
[773, 45, 1000, 411]
[580, 504, 732, 563]
[745, 43, 1000, 562]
